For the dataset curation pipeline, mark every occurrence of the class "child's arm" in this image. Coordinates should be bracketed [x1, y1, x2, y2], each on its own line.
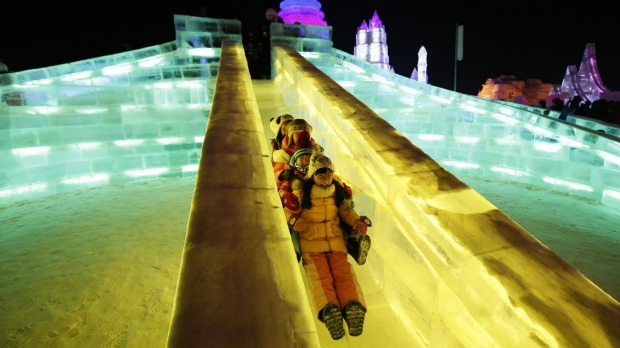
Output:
[283, 190, 306, 232]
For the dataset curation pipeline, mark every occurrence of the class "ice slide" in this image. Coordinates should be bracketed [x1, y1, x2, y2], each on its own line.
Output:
[165, 41, 620, 347]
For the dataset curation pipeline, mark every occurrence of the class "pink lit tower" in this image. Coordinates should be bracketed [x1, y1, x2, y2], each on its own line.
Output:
[354, 11, 392, 72]
[278, 0, 327, 26]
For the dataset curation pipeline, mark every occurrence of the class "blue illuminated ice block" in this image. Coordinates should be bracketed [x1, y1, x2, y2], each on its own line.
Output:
[0, 16, 242, 203]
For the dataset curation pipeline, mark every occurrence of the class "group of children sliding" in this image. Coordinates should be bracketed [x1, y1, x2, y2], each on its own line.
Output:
[268, 114, 373, 340]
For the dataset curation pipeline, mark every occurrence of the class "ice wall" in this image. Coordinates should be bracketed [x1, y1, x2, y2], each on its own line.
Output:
[0, 16, 243, 203]
[304, 49, 620, 209]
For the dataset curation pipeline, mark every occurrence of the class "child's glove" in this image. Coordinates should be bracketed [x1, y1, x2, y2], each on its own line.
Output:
[288, 215, 308, 232]
[282, 191, 299, 211]
[352, 216, 372, 235]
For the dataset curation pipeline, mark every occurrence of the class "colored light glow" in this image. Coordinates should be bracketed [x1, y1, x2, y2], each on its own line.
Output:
[371, 73, 388, 82]
[428, 95, 452, 104]
[603, 189, 620, 200]
[156, 137, 184, 145]
[418, 134, 445, 141]
[459, 103, 487, 114]
[524, 124, 554, 138]
[124, 168, 169, 177]
[442, 160, 480, 169]
[153, 82, 174, 89]
[138, 56, 164, 68]
[182, 164, 199, 172]
[557, 136, 585, 148]
[102, 63, 133, 76]
[188, 48, 219, 57]
[61, 71, 93, 82]
[398, 85, 422, 95]
[29, 106, 60, 115]
[336, 81, 355, 88]
[495, 137, 521, 146]
[0, 182, 48, 198]
[342, 62, 365, 74]
[300, 52, 320, 59]
[598, 151, 620, 166]
[533, 142, 562, 153]
[491, 113, 519, 125]
[278, 0, 327, 26]
[12, 146, 51, 156]
[543, 177, 593, 192]
[24, 79, 53, 85]
[115, 139, 145, 147]
[455, 136, 480, 144]
[497, 106, 516, 116]
[76, 107, 109, 114]
[62, 173, 110, 185]
[490, 166, 531, 177]
[175, 81, 203, 89]
[77, 142, 103, 150]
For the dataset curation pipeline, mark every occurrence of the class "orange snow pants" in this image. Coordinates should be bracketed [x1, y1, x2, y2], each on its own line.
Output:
[302, 251, 366, 320]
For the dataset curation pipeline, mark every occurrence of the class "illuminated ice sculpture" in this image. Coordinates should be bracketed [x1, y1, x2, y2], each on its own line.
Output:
[413, 45, 428, 83]
[278, 0, 327, 26]
[354, 10, 392, 72]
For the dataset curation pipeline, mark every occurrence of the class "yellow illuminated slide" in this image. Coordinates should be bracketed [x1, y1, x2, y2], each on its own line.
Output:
[166, 41, 620, 348]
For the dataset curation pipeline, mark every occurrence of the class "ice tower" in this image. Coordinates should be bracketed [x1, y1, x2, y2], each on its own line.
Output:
[278, 0, 327, 26]
[354, 10, 392, 72]
[412, 45, 428, 84]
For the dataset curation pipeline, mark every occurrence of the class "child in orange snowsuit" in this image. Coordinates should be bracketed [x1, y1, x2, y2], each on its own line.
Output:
[283, 152, 371, 340]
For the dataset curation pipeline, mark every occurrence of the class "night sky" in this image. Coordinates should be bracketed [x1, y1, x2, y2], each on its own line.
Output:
[2, 1, 619, 96]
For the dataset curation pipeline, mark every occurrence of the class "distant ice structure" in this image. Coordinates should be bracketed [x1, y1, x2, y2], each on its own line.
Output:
[278, 0, 327, 26]
[554, 43, 619, 102]
[413, 46, 427, 84]
[354, 10, 392, 72]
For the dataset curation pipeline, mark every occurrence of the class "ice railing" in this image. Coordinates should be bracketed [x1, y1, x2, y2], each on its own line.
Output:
[272, 44, 620, 348]
[302, 49, 620, 209]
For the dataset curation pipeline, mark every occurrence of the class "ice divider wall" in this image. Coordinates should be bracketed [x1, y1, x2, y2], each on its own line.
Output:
[165, 40, 319, 347]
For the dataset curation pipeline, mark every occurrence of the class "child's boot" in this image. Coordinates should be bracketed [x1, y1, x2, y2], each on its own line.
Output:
[343, 300, 366, 336]
[321, 302, 345, 340]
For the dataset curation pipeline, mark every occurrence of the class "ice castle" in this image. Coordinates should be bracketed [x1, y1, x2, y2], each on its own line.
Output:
[1, 8, 619, 348]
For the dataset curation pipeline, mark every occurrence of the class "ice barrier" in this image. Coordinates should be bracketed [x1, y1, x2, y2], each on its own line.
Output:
[166, 40, 319, 347]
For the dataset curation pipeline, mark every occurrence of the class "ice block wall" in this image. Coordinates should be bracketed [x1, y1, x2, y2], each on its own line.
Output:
[0, 15, 243, 203]
[305, 49, 620, 210]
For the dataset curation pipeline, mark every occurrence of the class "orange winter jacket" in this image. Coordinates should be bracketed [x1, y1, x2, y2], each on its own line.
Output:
[284, 179, 361, 254]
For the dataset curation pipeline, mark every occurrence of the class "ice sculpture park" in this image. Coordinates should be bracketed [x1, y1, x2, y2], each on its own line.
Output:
[1, 14, 619, 348]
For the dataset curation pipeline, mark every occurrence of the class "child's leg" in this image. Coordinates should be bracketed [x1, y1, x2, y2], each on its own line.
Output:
[302, 252, 339, 314]
[327, 252, 365, 308]
[327, 251, 367, 336]
[302, 252, 344, 340]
